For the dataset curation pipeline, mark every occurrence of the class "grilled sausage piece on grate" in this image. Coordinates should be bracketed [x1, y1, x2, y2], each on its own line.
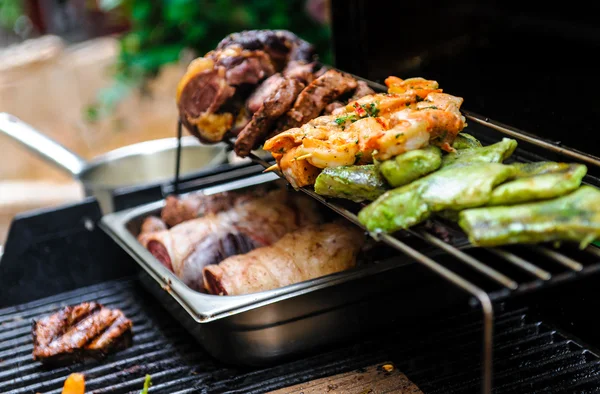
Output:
[32, 302, 133, 364]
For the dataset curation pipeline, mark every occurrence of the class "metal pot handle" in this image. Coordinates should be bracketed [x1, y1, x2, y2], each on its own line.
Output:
[0, 112, 87, 177]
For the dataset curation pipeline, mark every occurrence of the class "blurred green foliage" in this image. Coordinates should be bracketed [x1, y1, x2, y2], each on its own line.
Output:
[88, 0, 332, 122]
[0, 0, 23, 30]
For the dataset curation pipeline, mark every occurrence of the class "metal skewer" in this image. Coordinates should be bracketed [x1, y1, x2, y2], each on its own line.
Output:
[173, 119, 183, 195]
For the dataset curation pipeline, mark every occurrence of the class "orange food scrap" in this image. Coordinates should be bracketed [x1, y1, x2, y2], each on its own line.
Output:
[61, 373, 85, 394]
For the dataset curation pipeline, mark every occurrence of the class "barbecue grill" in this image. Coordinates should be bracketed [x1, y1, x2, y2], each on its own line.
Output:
[2, 3, 600, 393]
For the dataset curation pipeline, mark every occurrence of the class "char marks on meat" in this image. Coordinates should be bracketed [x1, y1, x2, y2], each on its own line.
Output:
[283, 60, 317, 85]
[216, 30, 315, 66]
[272, 69, 359, 135]
[32, 303, 132, 364]
[235, 76, 306, 157]
[246, 73, 286, 113]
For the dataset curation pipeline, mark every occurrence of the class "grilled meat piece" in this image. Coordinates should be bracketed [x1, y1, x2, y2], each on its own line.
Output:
[246, 61, 316, 114]
[235, 76, 306, 157]
[283, 60, 317, 84]
[216, 29, 315, 66]
[273, 69, 359, 134]
[160, 187, 269, 228]
[139, 190, 322, 291]
[177, 61, 237, 143]
[246, 73, 286, 113]
[178, 30, 316, 143]
[323, 101, 344, 115]
[323, 80, 375, 114]
[214, 48, 275, 86]
[351, 80, 376, 100]
[32, 303, 132, 364]
[140, 216, 167, 234]
[203, 221, 365, 295]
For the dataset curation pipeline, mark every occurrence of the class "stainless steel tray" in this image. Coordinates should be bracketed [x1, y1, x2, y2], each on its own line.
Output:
[100, 171, 461, 365]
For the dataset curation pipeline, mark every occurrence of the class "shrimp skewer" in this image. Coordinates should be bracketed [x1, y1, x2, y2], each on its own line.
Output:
[262, 76, 466, 187]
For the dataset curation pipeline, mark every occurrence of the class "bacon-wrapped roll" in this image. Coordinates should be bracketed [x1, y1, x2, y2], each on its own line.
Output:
[203, 221, 365, 295]
[138, 190, 321, 291]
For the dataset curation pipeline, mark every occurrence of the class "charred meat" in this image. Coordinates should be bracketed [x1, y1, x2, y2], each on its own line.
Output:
[235, 76, 306, 157]
[246, 73, 287, 114]
[324, 80, 376, 115]
[272, 69, 359, 134]
[32, 302, 132, 364]
[177, 30, 316, 143]
[215, 29, 316, 65]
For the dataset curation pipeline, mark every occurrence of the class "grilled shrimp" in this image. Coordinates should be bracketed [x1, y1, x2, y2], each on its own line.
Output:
[385, 76, 442, 97]
[332, 92, 418, 117]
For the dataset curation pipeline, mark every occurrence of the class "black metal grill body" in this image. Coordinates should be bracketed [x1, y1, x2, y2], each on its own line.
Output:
[3, 277, 600, 393]
[2, 161, 600, 393]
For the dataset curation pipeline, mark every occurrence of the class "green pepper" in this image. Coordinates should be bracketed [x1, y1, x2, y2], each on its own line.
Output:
[377, 146, 442, 187]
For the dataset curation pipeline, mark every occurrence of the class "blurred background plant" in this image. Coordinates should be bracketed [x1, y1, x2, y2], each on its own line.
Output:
[86, 0, 332, 123]
[0, 0, 31, 41]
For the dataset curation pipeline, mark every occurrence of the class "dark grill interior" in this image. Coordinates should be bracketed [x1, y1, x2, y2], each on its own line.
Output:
[2, 277, 600, 393]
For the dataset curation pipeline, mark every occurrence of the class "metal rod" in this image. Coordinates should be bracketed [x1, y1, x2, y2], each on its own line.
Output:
[464, 112, 600, 168]
[174, 119, 183, 195]
[413, 230, 518, 290]
[585, 245, 600, 258]
[382, 234, 494, 394]
[489, 249, 552, 280]
[533, 246, 583, 271]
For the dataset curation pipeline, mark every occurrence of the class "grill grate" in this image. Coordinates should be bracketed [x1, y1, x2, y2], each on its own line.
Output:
[2, 278, 600, 393]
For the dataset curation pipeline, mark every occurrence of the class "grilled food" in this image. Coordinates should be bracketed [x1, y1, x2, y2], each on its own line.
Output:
[159, 187, 269, 228]
[377, 145, 442, 188]
[139, 190, 322, 291]
[177, 30, 316, 143]
[61, 373, 85, 394]
[324, 80, 376, 115]
[234, 75, 305, 157]
[203, 222, 365, 295]
[358, 139, 518, 233]
[176, 29, 373, 155]
[32, 302, 132, 364]
[459, 186, 600, 247]
[488, 162, 587, 205]
[271, 69, 359, 134]
[263, 78, 466, 187]
[314, 164, 388, 202]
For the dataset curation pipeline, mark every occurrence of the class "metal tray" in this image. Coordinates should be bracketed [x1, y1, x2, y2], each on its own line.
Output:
[100, 171, 466, 365]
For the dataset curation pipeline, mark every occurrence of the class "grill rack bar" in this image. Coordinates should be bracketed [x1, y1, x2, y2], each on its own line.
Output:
[464, 111, 600, 169]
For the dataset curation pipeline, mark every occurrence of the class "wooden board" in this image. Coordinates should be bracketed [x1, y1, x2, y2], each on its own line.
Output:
[268, 362, 423, 394]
